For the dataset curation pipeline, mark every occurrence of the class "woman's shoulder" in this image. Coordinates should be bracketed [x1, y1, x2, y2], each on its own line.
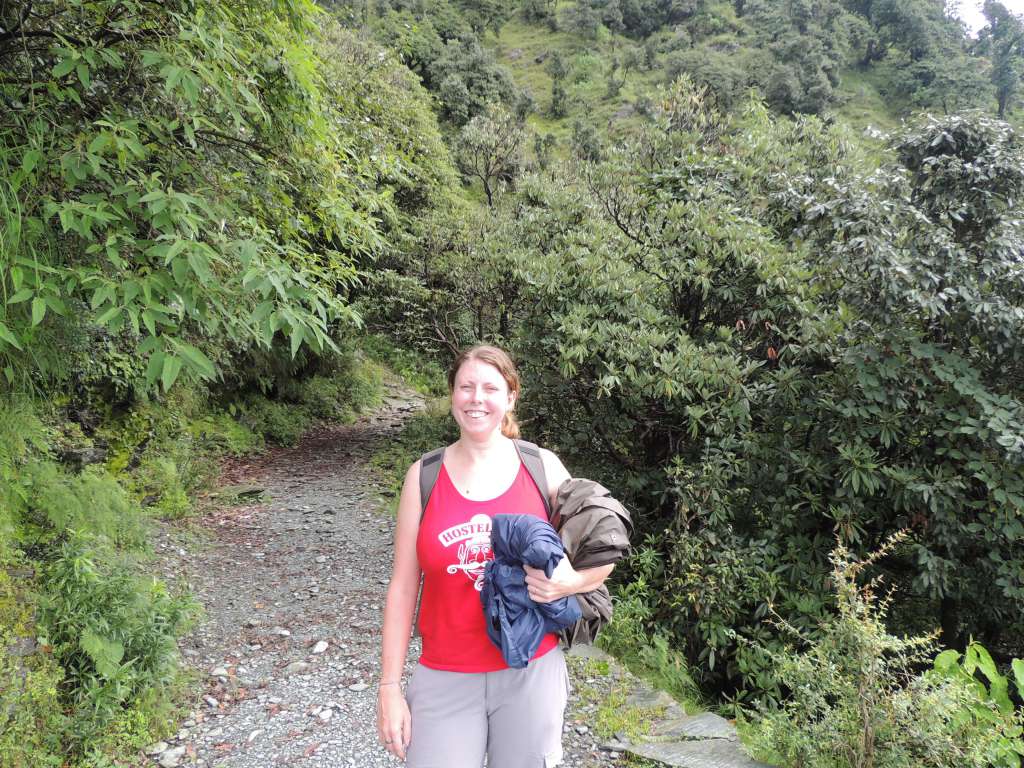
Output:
[537, 446, 571, 493]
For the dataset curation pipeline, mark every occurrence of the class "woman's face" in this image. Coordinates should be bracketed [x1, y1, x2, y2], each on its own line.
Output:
[450, 359, 515, 438]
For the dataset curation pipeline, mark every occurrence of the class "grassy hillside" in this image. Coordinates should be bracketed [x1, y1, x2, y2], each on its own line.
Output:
[486, 6, 909, 155]
[488, 16, 663, 146]
[485, 1, 1024, 151]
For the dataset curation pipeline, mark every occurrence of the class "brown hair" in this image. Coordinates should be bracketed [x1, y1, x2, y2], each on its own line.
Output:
[448, 344, 521, 439]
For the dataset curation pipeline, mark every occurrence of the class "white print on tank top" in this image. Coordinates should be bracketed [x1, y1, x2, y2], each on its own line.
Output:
[438, 513, 492, 591]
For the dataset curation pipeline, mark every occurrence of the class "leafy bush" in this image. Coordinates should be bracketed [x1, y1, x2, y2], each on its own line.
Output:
[360, 333, 447, 397]
[38, 537, 195, 750]
[23, 462, 147, 548]
[238, 397, 312, 447]
[930, 644, 1024, 768]
[742, 534, 1024, 768]
[0, 564, 66, 768]
[297, 362, 383, 422]
[186, 412, 264, 457]
[377, 79, 1024, 702]
[598, 548, 703, 709]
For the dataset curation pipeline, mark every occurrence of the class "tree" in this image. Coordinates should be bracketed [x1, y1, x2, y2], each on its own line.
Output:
[453, 0, 512, 36]
[605, 56, 627, 98]
[395, 83, 1024, 698]
[561, 2, 602, 38]
[571, 119, 602, 161]
[455, 105, 524, 206]
[0, 0, 436, 391]
[979, 1, 1024, 118]
[429, 38, 520, 124]
[522, 0, 558, 24]
[550, 79, 569, 118]
[533, 132, 558, 172]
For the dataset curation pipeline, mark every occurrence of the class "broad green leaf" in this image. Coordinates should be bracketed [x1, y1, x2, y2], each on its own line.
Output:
[171, 257, 189, 285]
[175, 342, 216, 379]
[187, 251, 212, 282]
[80, 629, 124, 679]
[76, 63, 91, 89]
[21, 150, 42, 175]
[165, 239, 187, 263]
[96, 305, 122, 326]
[52, 56, 76, 79]
[969, 642, 999, 682]
[161, 355, 183, 392]
[142, 310, 157, 336]
[1012, 659, 1024, 698]
[0, 322, 24, 350]
[31, 297, 46, 326]
[146, 352, 165, 387]
[932, 649, 960, 674]
[45, 295, 68, 316]
[290, 326, 304, 358]
[6, 289, 33, 304]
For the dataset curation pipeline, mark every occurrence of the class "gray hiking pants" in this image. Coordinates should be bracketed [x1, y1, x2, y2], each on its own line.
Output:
[405, 646, 570, 768]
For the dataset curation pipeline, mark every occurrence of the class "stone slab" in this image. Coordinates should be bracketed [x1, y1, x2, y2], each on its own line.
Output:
[653, 712, 737, 741]
[566, 644, 613, 661]
[627, 736, 775, 768]
[626, 686, 677, 710]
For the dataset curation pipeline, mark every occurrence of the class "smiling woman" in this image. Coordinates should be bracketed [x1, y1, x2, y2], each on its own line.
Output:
[375, 344, 613, 768]
[449, 348, 520, 446]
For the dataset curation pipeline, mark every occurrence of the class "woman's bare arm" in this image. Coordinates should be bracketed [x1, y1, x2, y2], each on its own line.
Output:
[540, 447, 571, 509]
[377, 461, 423, 759]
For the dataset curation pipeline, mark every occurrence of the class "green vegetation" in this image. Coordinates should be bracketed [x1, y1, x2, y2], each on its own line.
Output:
[741, 533, 1024, 768]
[0, 0, 451, 762]
[0, 350, 386, 765]
[567, 655, 668, 742]
[375, 76, 1024, 708]
[4, 0, 1024, 762]
[371, 402, 459, 504]
[598, 569, 704, 710]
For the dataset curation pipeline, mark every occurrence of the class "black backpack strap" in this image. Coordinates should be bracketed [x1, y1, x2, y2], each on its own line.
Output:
[418, 441, 551, 520]
[418, 447, 446, 519]
[514, 439, 552, 521]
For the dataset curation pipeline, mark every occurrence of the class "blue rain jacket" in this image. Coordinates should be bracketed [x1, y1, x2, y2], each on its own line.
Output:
[480, 514, 582, 669]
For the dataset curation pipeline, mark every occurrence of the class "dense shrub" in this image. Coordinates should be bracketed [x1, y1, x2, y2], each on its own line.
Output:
[0, 563, 66, 768]
[39, 537, 195, 749]
[743, 534, 1024, 768]
[375, 80, 1024, 702]
[0, 0, 454, 397]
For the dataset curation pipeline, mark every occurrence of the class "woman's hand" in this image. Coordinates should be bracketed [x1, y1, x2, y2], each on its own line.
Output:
[377, 684, 411, 760]
[524, 558, 585, 603]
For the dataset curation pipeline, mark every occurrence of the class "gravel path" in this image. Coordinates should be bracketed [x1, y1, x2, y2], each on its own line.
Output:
[148, 388, 631, 768]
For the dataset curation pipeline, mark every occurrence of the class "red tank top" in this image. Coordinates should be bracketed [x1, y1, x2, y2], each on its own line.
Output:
[416, 460, 559, 672]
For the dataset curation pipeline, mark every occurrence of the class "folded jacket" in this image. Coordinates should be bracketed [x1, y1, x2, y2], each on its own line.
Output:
[480, 514, 582, 668]
[553, 478, 633, 647]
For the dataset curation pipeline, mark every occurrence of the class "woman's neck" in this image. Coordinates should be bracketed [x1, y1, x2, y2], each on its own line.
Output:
[454, 432, 512, 465]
